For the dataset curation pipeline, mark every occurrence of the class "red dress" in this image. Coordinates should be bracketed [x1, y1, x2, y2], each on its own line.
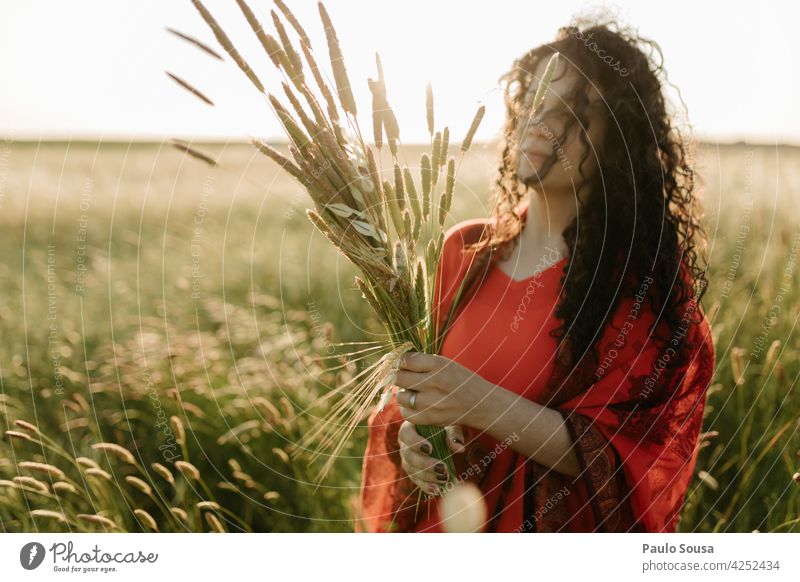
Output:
[357, 204, 716, 533]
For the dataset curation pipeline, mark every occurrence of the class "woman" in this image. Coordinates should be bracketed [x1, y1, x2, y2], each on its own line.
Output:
[357, 14, 716, 533]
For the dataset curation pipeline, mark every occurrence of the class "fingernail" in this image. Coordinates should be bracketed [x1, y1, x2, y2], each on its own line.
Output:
[420, 442, 432, 455]
[437, 472, 449, 482]
[434, 463, 446, 476]
[452, 437, 464, 445]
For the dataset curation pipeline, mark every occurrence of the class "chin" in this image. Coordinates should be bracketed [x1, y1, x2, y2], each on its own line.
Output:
[516, 161, 535, 183]
[517, 166, 542, 188]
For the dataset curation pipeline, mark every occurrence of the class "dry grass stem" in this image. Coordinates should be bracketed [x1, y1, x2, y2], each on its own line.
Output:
[164, 27, 223, 60]
[165, 71, 214, 106]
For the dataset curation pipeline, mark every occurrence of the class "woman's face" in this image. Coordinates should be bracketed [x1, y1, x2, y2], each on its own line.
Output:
[514, 55, 607, 194]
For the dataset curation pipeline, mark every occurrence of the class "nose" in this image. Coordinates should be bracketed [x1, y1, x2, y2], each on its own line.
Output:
[519, 109, 550, 133]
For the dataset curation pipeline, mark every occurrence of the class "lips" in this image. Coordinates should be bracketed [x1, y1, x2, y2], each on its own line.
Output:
[520, 139, 551, 158]
[522, 148, 550, 161]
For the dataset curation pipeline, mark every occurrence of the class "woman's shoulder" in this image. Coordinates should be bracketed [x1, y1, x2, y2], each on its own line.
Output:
[442, 217, 491, 251]
[438, 218, 491, 276]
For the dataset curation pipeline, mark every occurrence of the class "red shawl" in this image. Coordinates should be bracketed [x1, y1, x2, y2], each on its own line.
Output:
[356, 209, 716, 533]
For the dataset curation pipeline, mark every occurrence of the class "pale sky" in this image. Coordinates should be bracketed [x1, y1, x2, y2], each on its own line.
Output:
[1, 0, 798, 144]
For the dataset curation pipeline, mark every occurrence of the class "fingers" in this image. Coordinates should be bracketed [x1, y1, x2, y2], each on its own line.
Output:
[398, 421, 450, 493]
[399, 351, 440, 373]
[394, 387, 418, 411]
[403, 448, 449, 482]
[394, 369, 429, 391]
[445, 425, 466, 454]
[394, 385, 433, 419]
[398, 421, 431, 454]
[400, 448, 450, 493]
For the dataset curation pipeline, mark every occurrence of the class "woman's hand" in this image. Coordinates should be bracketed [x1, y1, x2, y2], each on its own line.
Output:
[398, 421, 465, 494]
[394, 351, 489, 427]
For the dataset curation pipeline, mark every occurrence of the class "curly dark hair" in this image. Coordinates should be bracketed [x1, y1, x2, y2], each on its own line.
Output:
[461, 10, 710, 383]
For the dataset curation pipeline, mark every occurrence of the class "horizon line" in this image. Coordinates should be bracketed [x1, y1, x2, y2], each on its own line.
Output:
[3, 136, 798, 149]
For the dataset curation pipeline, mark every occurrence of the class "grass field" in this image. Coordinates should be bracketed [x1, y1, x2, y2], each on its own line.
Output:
[0, 139, 798, 532]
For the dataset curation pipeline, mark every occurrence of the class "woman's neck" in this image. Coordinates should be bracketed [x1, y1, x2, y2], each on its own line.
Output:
[520, 189, 576, 256]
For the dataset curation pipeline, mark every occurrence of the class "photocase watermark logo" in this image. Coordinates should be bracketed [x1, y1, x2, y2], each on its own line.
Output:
[20, 542, 46, 570]
[16, 541, 158, 574]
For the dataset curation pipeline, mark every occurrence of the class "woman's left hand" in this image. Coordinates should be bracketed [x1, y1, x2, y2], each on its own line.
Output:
[394, 351, 487, 427]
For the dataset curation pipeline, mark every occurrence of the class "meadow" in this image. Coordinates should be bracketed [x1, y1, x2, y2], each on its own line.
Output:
[0, 139, 797, 532]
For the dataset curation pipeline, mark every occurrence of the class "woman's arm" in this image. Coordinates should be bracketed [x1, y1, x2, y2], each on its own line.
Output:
[394, 352, 581, 479]
[466, 382, 581, 478]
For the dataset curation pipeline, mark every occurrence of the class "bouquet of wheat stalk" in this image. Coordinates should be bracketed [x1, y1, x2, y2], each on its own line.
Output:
[168, 0, 559, 491]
